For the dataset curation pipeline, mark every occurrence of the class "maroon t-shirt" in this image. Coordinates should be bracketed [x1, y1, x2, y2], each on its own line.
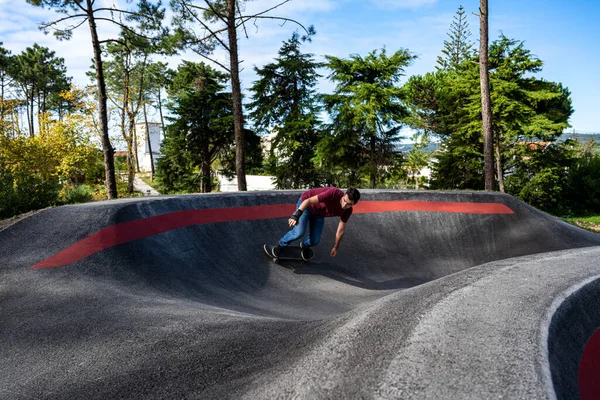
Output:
[300, 187, 353, 223]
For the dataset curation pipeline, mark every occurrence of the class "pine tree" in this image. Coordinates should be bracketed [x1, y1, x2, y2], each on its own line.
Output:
[157, 62, 234, 193]
[248, 32, 322, 189]
[320, 48, 416, 188]
[437, 5, 474, 71]
[170, 0, 314, 191]
[26, 0, 167, 199]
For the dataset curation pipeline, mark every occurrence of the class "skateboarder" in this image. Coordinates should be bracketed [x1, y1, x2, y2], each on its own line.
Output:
[268, 187, 360, 260]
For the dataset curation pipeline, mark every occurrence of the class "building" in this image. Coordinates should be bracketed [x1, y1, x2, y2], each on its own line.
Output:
[135, 122, 163, 172]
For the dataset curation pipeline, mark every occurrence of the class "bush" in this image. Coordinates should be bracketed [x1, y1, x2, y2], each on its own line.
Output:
[0, 167, 60, 219]
[565, 152, 600, 215]
[515, 167, 569, 215]
[60, 184, 93, 205]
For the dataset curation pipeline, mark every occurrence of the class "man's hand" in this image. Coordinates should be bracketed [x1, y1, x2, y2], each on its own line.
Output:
[288, 209, 303, 227]
[330, 246, 338, 257]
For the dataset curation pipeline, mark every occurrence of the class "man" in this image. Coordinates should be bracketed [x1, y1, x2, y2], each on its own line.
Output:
[269, 187, 361, 260]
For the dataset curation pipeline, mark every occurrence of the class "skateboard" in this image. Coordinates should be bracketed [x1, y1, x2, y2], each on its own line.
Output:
[263, 244, 313, 263]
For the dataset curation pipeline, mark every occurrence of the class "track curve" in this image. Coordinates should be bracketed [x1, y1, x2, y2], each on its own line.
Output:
[1, 190, 599, 398]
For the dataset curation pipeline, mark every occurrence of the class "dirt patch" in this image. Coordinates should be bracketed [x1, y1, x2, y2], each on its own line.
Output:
[574, 221, 600, 234]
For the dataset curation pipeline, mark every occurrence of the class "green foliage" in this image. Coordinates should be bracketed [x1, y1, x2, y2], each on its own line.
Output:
[0, 110, 102, 218]
[248, 32, 322, 189]
[564, 144, 600, 215]
[217, 129, 264, 178]
[156, 61, 239, 193]
[407, 33, 573, 193]
[60, 184, 93, 204]
[0, 166, 60, 219]
[9, 44, 71, 135]
[436, 5, 474, 72]
[319, 47, 416, 188]
[404, 140, 430, 189]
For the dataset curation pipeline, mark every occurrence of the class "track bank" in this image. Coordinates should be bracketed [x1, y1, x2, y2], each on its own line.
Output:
[1, 190, 599, 398]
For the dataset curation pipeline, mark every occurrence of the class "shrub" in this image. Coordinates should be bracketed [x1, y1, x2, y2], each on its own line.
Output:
[60, 184, 93, 205]
[0, 167, 60, 219]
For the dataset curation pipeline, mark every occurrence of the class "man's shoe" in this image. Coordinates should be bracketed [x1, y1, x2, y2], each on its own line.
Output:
[301, 246, 314, 260]
[272, 244, 283, 257]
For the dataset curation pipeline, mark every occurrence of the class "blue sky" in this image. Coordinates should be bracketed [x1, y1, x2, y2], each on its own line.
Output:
[1, 0, 598, 132]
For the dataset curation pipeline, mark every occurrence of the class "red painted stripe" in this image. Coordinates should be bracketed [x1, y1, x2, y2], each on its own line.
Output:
[579, 328, 600, 400]
[31, 200, 513, 269]
[353, 200, 513, 215]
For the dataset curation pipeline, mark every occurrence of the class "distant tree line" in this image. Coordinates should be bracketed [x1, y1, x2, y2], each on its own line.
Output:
[1, 3, 599, 219]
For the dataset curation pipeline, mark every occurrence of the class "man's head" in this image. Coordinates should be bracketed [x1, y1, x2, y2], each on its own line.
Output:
[341, 187, 360, 209]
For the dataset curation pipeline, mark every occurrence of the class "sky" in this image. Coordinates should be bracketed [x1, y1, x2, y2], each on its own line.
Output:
[1, 0, 598, 133]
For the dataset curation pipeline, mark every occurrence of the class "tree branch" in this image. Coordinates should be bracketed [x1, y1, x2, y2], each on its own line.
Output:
[203, 0, 228, 25]
[94, 18, 161, 42]
[69, 17, 90, 31]
[39, 13, 88, 29]
[181, 2, 230, 51]
[192, 50, 230, 72]
[244, 0, 292, 20]
[236, 0, 249, 39]
[238, 15, 308, 34]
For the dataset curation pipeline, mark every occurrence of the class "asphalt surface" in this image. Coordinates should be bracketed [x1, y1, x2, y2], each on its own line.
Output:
[1, 190, 599, 399]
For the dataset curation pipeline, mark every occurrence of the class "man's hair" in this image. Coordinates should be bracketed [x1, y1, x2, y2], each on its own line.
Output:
[346, 187, 360, 204]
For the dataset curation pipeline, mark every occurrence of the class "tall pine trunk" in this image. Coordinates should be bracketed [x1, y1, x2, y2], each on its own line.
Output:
[201, 140, 212, 193]
[479, 0, 494, 191]
[143, 103, 154, 180]
[495, 136, 505, 192]
[227, 0, 247, 191]
[370, 135, 376, 188]
[157, 88, 165, 133]
[122, 66, 135, 194]
[88, 0, 117, 199]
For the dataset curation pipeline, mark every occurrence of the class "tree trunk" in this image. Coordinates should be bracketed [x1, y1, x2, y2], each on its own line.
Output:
[370, 135, 376, 188]
[24, 91, 31, 136]
[143, 102, 154, 180]
[126, 99, 136, 194]
[479, 0, 494, 191]
[29, 92, 35, 136]
[157, 88, 165, 133]
[495, 136, 505, 192]
[133, 126, 140, 173]
[122, 65, 135, 194]
[87, 0, 117, 199]
[201, 142, 212, 193]
[227, 0, 247, 191]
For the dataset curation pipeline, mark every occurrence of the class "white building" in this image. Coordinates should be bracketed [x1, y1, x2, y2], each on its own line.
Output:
[136, 122, 163, 172]
[217, 174, 275, 192]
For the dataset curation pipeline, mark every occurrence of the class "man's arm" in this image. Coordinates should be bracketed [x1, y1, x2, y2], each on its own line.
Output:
[289, 195, 320, 227]
[331, 220, 346, 257]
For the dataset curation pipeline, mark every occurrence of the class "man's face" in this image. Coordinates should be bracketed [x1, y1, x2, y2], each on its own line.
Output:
[341, 195, 355, 210]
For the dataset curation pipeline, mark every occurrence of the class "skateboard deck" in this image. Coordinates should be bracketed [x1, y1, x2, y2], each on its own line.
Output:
[263, 244, 312, 263]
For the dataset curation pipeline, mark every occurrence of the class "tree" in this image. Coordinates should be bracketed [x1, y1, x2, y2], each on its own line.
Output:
[11, 44, 70, 136]
[437, 5, 474, 72]
[145, 61, 173, 134]
[248, 32, 322, 189]
[26, 0, 167, 199]
[320, 48, 416, 188]
[478, 0, 494, 190]
[157, 62, 234, 193]
[404, 138, 430, 190]
[405, 35, 573, 193]
[170, 0, 313, 191]
[0, 44, 14, 118]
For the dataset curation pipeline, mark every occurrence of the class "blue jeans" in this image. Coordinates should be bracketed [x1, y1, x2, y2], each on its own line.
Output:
[279, 198, 325, 248]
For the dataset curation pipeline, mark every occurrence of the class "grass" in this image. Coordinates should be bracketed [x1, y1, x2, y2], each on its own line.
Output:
[562, 216, 600, 234]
